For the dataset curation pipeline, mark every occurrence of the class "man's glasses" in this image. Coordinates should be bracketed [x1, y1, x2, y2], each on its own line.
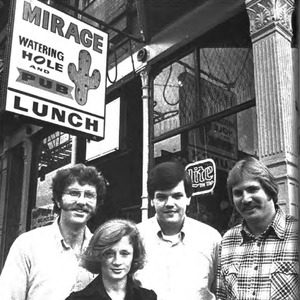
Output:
[64, 190, 97, 200]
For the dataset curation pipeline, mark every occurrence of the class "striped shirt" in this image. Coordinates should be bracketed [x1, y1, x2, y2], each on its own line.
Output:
[217, 208, 299, 300]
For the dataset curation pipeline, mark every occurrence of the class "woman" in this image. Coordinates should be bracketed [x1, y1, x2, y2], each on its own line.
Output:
[66, 219, 157, 300]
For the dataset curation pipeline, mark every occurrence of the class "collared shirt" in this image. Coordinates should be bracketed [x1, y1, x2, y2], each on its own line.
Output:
[217, 208, 299, 300]
[134, 216, 221, 300]
[0, 218, 95, 300]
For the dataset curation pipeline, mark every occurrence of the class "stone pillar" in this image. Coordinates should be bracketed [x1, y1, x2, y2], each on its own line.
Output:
[0, 144, 8, 269]
[140, 70, 150, 221]
[246, 0, 298, 216]
[19, 139, 33, 234]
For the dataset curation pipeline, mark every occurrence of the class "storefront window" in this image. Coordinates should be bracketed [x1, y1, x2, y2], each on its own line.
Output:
[198, 48, 254, 117]
[153, 53, 196, 137]
[153, 47, 254, 138]
[152, 8, 255, 139]
[33, 132, 74, 229]
[154, 107, 257, 166]
[151, 11, 256, 233]
[186, 107, 257, 164]
[153, 107, 257, 232]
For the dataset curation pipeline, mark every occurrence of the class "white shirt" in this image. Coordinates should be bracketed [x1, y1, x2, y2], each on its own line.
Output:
[0, 218, 95, 300]
[134, 216, 221, 300]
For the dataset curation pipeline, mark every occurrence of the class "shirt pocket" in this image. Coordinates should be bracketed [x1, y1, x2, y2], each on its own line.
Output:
[222, 264, 239, 300]
[270, 261, 299, 300]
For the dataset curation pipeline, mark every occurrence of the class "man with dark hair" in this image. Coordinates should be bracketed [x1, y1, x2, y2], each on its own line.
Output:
[0, 163, 107, 300]
[134, 161, 221, 300]
[217, 156, 299, 300]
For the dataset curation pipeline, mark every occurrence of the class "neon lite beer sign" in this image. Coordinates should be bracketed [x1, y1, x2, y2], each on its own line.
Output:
[185, 159, 216, 196]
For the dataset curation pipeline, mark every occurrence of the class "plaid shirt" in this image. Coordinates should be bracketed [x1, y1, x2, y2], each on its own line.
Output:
[217, 208, 299, 300]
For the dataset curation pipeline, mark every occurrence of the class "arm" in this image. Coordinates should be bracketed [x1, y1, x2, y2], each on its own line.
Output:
[215, 242, 227, 300]
[0, 236, 30, 300]
[210, 233, 222, 296]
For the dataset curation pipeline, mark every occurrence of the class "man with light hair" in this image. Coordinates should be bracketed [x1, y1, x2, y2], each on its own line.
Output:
[217, 156, 298, 300]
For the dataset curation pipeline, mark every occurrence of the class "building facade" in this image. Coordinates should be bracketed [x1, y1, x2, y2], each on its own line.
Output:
[0, 0, 298, 268]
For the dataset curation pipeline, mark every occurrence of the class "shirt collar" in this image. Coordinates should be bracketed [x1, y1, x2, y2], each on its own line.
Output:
[73, 275, 110, 299]
[93, 275, 140, 298]
[268, 207, 286, 239]
[94, 275, 111, 299]
[240, 207, 286, 243]
[51, 217, 92, 249]
[51, 217, 66, 247]
[154, 215, 186, 243]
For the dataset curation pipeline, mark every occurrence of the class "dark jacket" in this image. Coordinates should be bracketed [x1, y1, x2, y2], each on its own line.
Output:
[66, 275, 157, 300]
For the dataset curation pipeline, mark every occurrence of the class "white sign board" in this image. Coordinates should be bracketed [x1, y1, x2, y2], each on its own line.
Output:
[5, 0, 108, 140]
[86, 98, 120, 161]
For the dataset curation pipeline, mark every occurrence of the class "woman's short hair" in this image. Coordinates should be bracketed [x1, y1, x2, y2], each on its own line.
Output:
[52, 163, 107, 214]
[227, 156, 278, 204]
[147, 161, 193, 199]
[81, 219, 145, 275]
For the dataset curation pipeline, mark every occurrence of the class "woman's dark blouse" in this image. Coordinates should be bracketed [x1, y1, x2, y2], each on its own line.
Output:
[65, 275, 157, 300]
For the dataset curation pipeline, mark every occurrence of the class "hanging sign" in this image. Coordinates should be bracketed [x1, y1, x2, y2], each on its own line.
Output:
[2, 0, 108, 140]
[185, 158, 216, 196]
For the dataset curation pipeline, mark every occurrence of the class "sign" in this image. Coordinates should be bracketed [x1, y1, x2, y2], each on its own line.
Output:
[185, 158, 216, 196]
[31, 205, 57, 229]
[86, 98, 120, 161]
[188, 145, 236, 172]
[4, 0, 108, 140]
[196, 115, 238, 160]
[208, 116, 238, 159]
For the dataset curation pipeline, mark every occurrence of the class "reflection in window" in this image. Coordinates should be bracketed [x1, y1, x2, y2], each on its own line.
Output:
[189, 115, 239, 162]
[38, 131, 73, 181]
[186, 108, 257, 169]
[151, 11, 255, 233]
[153, 108, 257, 232]
[199, 48, 254, 116]
[154, 107, 257, 172]
[35, 132, 74, 227]
[153, 53, 196, 137]
[153, 48, 254, 138]
[154, 135, 181, 159]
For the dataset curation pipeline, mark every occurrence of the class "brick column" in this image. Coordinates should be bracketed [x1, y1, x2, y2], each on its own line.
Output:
[245, 0, 298, 216]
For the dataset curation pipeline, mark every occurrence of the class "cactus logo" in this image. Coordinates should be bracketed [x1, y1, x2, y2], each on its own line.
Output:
[68, 50, 101, 106]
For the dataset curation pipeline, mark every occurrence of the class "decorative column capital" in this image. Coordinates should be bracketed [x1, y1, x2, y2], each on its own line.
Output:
[140, 69, 149, 88]
[245, 0, 295, 42]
